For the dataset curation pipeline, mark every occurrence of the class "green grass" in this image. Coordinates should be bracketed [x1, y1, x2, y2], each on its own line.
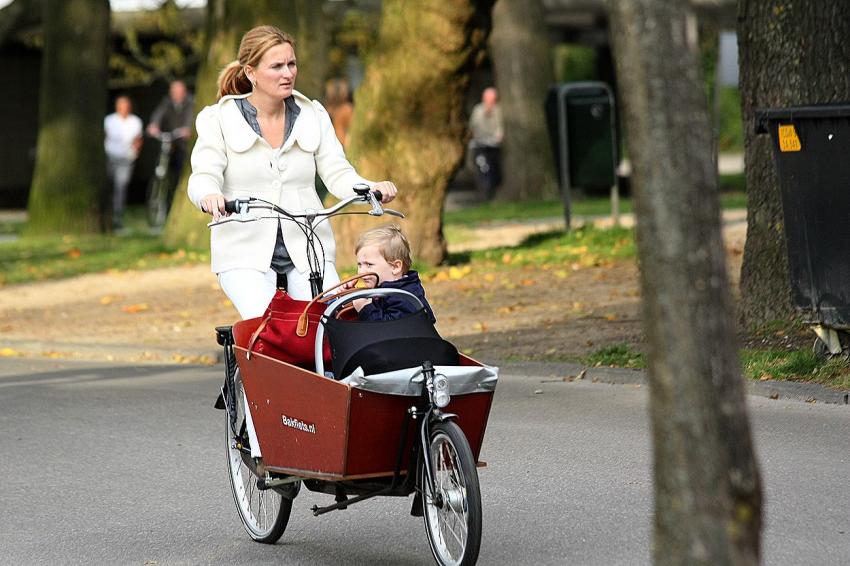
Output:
[740, 348, 850, 389]
[444, 190, 747, 228]
[0, 234, 207, 286]
[459, 224, 636, 268]
[719, 172, 746, 193]
[584, 343, 646, 369]
[718, 86, 744, 152]
[579, 342, 850, 390]
[1, 187, 743, 286]
[0, 206, 209, 286]
[443, 200, 565, 226]
[0, 220, 22, 236]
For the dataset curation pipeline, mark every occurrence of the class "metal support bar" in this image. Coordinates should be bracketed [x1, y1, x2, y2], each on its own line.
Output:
[814, 324, 843, 355]
[257, 476, 302, 488]
[310, 408, 415, 516]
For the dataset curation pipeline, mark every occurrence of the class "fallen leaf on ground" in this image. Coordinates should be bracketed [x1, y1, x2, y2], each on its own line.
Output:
[122, 303, 150, 313]
[448, 266, 472, 280]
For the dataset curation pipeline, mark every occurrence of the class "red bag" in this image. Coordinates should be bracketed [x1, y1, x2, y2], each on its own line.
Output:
[246, 274, 372, 369]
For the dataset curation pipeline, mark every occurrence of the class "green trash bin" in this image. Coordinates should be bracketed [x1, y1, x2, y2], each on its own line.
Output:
[546, 82, 619, 227]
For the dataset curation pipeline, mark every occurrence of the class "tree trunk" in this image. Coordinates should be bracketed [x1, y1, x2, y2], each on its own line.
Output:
[0, 0, 40, 48]
[332, 0, 495, 266]
[290, 0, 328, 100]
[25, 0, 109, 235]
[162, 0, 328, 249]
[489, 0, 557, 201]
[737, 1, 850, 327]
[608, 1, 762, 564]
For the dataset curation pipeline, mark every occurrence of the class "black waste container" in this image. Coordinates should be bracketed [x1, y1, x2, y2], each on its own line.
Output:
[546, 82, 619, 226]
[545, 82, 618, 193]
[756, 104, 850, 336]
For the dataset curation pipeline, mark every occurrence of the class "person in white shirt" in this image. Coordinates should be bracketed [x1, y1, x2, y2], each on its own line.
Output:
[104, 95, 143, 230]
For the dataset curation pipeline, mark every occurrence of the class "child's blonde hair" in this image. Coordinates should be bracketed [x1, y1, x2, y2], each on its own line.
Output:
[356, 224, 413, 272]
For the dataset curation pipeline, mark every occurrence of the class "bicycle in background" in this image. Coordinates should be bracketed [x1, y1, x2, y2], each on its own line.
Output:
[145, 129, 186, 229]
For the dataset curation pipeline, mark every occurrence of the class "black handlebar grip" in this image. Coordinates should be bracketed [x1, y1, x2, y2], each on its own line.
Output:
[372, 190, 383, 203]
[224, 200, 240, 214]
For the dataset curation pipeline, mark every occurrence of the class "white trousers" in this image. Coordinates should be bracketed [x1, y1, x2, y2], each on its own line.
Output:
[219, 262, 341, 458]
[218, 262, 341, 319]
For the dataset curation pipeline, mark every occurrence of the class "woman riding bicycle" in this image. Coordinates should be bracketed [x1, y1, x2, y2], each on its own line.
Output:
[188, 25, 397, 319]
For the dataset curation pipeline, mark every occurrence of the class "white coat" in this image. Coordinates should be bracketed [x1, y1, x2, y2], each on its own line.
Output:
[187, 90, 373, 274]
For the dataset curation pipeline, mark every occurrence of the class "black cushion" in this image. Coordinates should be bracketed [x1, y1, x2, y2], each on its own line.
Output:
[324, 309, 458, 378]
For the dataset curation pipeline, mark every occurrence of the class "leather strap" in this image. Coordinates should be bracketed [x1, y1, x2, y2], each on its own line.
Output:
[246, 315, 271, 359]
[296, 272, 377, 337]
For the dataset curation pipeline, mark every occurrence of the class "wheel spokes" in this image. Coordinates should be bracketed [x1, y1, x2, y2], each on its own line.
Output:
[228, 380, 283, 537]
[427, 435, 469, 562]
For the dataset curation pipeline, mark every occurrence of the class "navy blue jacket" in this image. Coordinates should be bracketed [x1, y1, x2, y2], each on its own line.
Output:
[358, 270, 436, 323]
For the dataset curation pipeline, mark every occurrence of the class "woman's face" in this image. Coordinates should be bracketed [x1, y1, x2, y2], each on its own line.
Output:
[248, 42, 297, 100]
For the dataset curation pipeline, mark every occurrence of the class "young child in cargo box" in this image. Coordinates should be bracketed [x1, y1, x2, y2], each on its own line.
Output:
[346, 224, 436, 323]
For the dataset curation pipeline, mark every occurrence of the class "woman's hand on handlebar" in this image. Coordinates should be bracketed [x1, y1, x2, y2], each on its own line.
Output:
[200, 194, 228, 221]
[373, 181, 397, 203]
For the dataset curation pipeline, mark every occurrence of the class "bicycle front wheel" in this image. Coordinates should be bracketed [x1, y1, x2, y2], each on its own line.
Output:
[145, 174, 170, 228]
[225, 369, 292, 543]
[421, 420, 482, 566]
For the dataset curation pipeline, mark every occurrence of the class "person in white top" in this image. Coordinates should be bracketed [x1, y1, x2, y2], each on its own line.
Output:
[189, 25, 398, 319]
[104, 95, 143, 230]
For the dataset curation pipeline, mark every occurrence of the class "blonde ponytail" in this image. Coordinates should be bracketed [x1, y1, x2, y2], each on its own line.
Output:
[216, 26, 296, 100]
[217, 60, 251, 99]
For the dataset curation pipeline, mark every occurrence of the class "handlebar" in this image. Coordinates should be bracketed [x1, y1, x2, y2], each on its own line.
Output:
[148, 129, 188, 143]
[222, 191, 383, 214]
[211, 186, 403, 227]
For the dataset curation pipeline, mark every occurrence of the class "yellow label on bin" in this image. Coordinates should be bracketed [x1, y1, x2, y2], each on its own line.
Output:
[778, 124, 802, 152]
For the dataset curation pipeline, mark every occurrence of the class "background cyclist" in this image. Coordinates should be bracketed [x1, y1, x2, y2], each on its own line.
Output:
[146, 79, 195, 198]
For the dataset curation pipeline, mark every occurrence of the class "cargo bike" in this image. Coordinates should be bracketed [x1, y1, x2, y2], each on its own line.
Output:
[209, 186, 498, 566]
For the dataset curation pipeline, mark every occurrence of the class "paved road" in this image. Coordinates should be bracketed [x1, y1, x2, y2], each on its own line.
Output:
[0, 359, 847, 565]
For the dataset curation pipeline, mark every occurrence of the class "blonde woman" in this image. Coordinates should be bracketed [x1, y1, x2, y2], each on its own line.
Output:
[189, 25, 397, 318]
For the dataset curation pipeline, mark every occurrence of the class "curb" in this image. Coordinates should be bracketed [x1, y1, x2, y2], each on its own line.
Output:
[2, 340, 847, 406]
[495, 360, 850, 406]
[0, 338, 222, 366]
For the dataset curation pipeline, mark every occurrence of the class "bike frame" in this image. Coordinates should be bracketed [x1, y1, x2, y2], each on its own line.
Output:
[211, 188, 466, 520]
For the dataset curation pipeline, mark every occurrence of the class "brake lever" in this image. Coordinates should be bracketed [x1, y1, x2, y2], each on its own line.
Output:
[366, 192, 384, 216]
[383, 209, 405, 218]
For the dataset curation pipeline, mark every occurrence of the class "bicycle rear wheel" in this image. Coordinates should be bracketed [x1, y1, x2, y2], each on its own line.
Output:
[225, 369, 292, 543]
[421, 420, 482, 566]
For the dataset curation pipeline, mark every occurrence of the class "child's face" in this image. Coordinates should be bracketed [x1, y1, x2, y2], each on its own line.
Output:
[356, 244, 403, 287]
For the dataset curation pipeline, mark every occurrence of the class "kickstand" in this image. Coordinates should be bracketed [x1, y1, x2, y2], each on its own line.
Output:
[334, 486, 349, 510]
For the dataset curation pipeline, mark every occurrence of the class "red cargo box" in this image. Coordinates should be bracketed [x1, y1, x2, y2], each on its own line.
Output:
[232, 319, 495, 481]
